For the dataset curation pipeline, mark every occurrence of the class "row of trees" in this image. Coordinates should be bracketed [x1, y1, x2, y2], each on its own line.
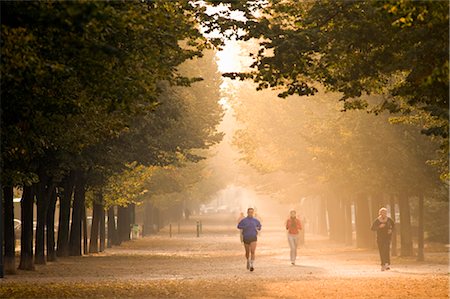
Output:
[1, 1, 225, 275]
[214, 0, 448, 258]
[230, 78, 447, 252]
[220, 0, 448, 180]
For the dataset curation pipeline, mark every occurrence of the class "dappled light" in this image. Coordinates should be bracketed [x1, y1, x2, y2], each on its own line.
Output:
[1, 1, 448, 298]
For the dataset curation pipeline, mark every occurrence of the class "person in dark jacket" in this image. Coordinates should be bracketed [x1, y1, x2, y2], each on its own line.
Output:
[237, 208, 261, 271]
[371, 207, 395, 271]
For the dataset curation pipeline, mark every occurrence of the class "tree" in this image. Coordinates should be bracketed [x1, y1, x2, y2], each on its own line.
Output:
[226, 41, 445, 250]
[1, 0, 221, 267]
[212, 0, 448, 181]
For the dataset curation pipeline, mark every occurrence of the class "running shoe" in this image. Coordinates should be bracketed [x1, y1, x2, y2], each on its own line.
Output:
[385, 264, 390, 270]
[250, 266, 254, 272]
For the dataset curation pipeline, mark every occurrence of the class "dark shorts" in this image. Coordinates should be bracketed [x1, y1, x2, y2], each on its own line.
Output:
[243, 236, 257, 244]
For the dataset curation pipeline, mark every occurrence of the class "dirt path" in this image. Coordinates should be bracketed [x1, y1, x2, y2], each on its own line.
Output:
[1, 215, 448, 298]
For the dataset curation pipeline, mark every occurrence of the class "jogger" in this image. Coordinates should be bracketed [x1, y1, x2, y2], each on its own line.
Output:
[237, 208, 261, 271]
[371, 207, 395, 271]
[285, 210, 302, 265]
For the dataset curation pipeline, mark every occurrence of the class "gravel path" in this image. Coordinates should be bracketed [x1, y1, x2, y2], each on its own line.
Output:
[1, 215, 448, 298]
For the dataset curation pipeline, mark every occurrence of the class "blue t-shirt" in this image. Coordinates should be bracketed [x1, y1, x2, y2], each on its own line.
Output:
[237, 217, 261, 239]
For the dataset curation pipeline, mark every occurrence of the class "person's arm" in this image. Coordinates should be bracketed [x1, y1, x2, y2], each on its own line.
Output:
[297, 219, 302, 230]
[285, 219, 289, 230]
[256, 219, 262, 231]
[237, 219, 244, 229]
[370, 219, 379, 231]
[388, 218, 395, 231]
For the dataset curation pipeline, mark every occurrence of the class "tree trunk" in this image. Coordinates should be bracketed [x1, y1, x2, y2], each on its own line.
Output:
[107, 206, 119, 247]
[82, 205, 88, 255]
[417, 194, 424, 261]
[3, 186, 16, 274]
[337, 197, 347, 243]
[18, 186, 35, 270]
[89, 193, 102, 253]
[46, 187, 57, 262]
[344, 197, 353, 246]
[57, 174, 74, 257]
[69, 172, 85, 256]
[35, 174, 51, 265]
[130, 203, 135, 225]
[0, 183, 3, 278]
[355, 194, 372, 248]
[327, 197, 341, 241]
[117, 206, 130, 243]
[389, 196, 397, 256]
[125, 205, 131, 241]
[317, 197, 328, 236]
[398, 195, 413, 256]
[143, 201, 155, 236]
[155, 207, 162, 232]
[99, 205, 105, 252]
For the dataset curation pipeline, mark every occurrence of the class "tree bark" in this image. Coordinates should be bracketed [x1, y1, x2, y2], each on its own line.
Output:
[35, 173, 52, 265]
[143, 201, 155, 236]
[398, 195, 413, 256]
[46, 187, 57, 262]
[336, 197, 346, 243]
[317, 197, 328, 236]
[344, 197, 353, 246]
[89, 193, 102, 253]
[326, 197, 340, 241]
[389, 196, 397, 256]
[117, 206, 130, 243]
[156, 207, 162, 232]
[69, 172, 85, 256]
[82, 205, 88, 255]
[130, 203, 136, 225]
[355, 194, 372, 248]
[57, 174, 74, 257]
[417, 194, 424, 261]
[3, 186, 16, 274]
[107, 206, 119, 247]
[18, 186, 35, 270]
[99, 204, 105, 252]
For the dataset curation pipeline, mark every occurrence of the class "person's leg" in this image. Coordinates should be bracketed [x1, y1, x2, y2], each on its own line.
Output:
[383, 241, 390, 268]
[244, 242, 250, 269]
[383, 241, 389, 264]
[244, 243, 250, 260]
[249, 241, 257, 271]
[250, 241, 257, 261]
[292, 235, 298, 263]
[380, 240, 390, 269]
[288, 235, 295, 263]
[377, 240, 385, 270]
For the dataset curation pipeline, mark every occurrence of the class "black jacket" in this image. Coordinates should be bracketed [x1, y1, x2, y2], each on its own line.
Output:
[371, 217, 395, 241]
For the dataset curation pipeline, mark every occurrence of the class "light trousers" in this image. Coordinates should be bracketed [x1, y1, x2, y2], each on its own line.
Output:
[288, 234, 299, 262]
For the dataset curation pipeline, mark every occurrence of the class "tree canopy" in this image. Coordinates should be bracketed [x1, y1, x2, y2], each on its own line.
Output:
[1, 1, 223, 191]
[210, 0, 449, 181]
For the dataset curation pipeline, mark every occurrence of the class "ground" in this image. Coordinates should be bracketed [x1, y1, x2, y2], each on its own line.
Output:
[0, 214, 448, 298]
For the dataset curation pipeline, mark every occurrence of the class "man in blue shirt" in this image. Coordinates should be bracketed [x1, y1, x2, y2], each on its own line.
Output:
[237, 208, 262, 271]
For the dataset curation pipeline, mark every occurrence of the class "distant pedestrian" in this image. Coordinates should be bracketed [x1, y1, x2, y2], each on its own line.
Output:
[237, 208, 261, 272]
[371, 207, 395, 271]
[285, 210, 302, 265]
